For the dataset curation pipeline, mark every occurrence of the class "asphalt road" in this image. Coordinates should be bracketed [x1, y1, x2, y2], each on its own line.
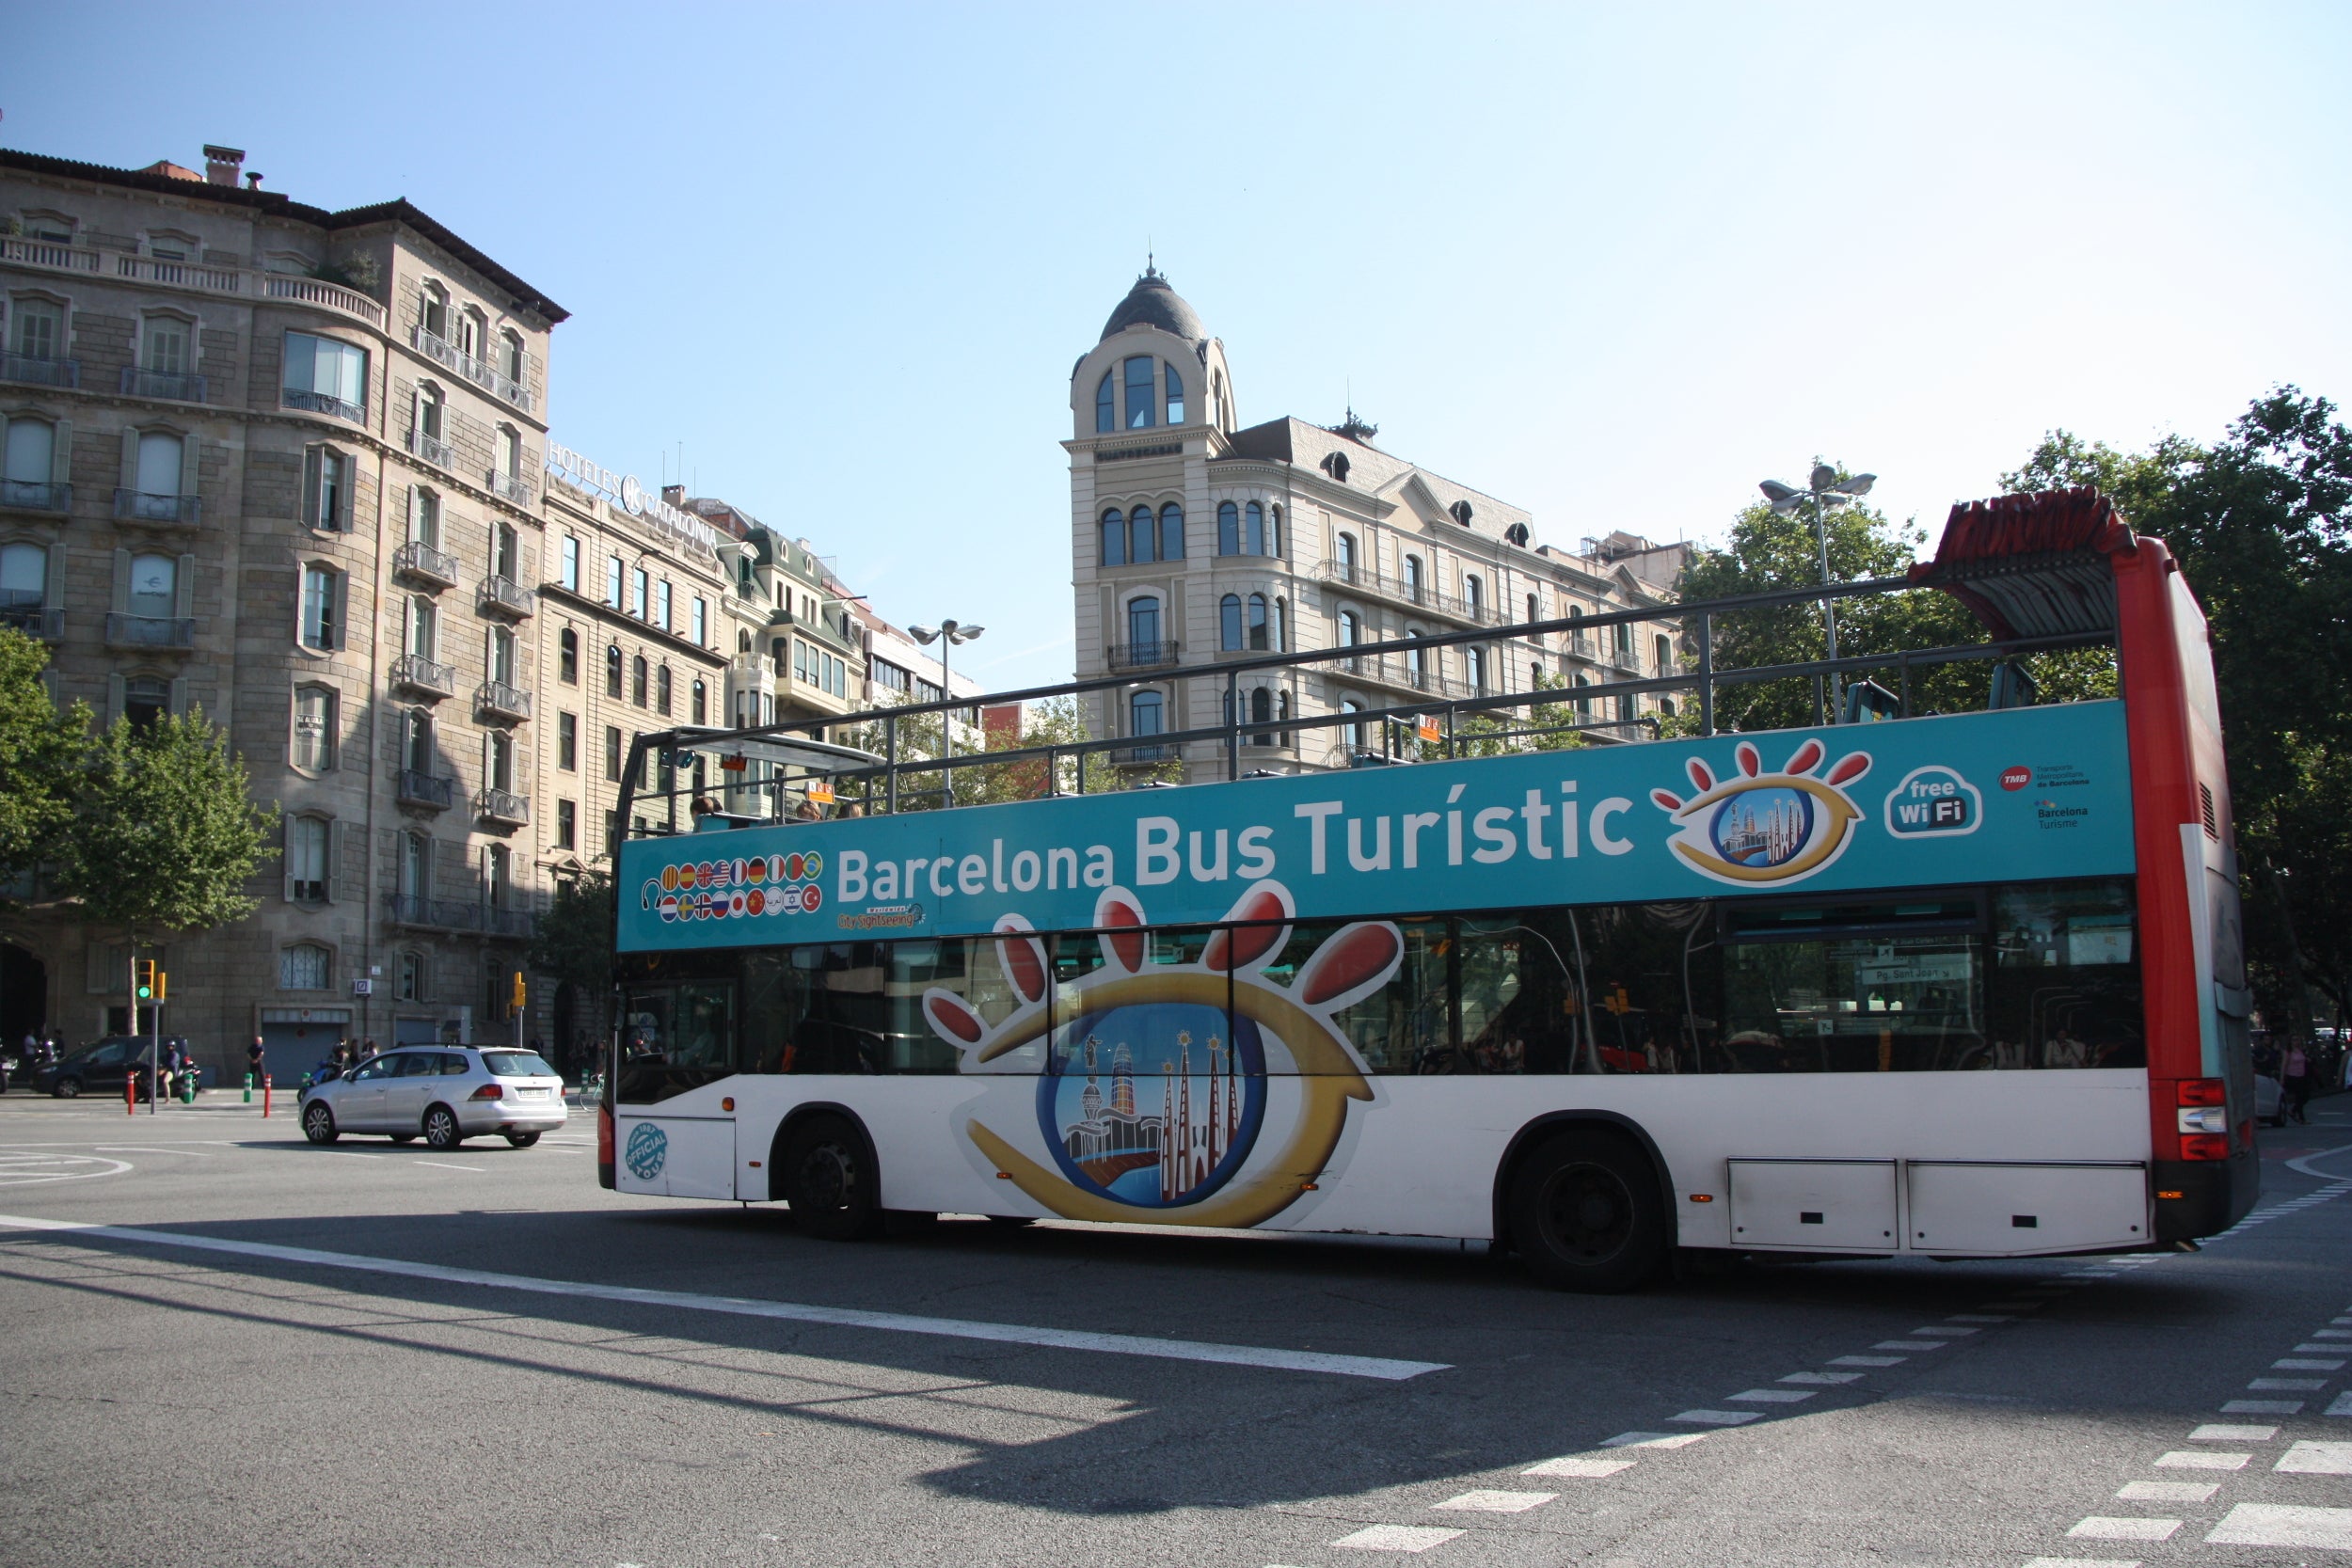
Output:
[1, 1091, 2348, 1568]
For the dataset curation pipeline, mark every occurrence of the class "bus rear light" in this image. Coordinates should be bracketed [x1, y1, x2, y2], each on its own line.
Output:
[469, 1083, 503, 1101]
[2177, 1107, 2227, 1134]
[2177, 1079, 2227, 1106]
[2180, 1132, 2229, 1161]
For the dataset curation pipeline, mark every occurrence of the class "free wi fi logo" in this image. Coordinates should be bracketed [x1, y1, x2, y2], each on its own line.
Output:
[1648, 738, 1871, 886]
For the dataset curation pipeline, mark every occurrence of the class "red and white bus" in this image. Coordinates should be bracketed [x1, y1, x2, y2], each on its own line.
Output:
[598, 487, 2254, 1291]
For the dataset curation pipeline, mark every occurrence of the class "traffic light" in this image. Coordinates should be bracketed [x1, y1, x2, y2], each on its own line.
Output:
[135, 959, 155, 1001]
[509, 971, 527, 1019]
[152, 970, 167, 1003]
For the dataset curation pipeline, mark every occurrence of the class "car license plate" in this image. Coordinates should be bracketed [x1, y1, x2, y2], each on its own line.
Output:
[517, 1087, 548, 1099]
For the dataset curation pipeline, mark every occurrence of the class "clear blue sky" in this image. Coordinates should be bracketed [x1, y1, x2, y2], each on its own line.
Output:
[8, 4, 2347, 690]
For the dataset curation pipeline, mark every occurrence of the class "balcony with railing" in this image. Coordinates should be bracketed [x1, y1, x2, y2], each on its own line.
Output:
[406, 426, 457, 471]
[1, 352, 79, 389]
[0, 479, 69, 515]
[5, 238, 390, 327]
[115, 253, 242, 293]
[1326, 650, 1479, 703]
[0, 603, 61, 641]
[483, 904, 534, 939]
[386, 892, 478, 930]
[477, 787, 531, 828]
[113, 489, 202, 528]
[409, 325, 534, 413]
[1316, 562, 1498, 626]
[477, 574, 534, 619]
[394, 769, 455, 811]
[104, 613, 195, 651]
[486, 467, 534, 507]
[389, 653, 456, 699]
[476, 680, 532, 722]
[262, 273, 386, 329]
[391, 540, 459, 589]
[1119, 741, 1178, 764]
[119, 365, 208, 403]
[1107, 640, 1181, 670]
[281, 387, 366, 423]
[1, 236, 99, 274]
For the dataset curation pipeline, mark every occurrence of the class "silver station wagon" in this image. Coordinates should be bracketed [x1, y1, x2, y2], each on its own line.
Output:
[298, 1047, 566, 1149]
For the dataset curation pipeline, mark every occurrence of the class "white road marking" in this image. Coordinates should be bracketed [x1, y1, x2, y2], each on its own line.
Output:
[1725, 1388, 1813, 1404]
[2154, 1450, 2249, 1470]
[1947, 1314, 2014, 1323]
[1832, 1354, 1905, 1367]
[2117, 1481, 2218, 1502]
[1432, 1490, 1554, 1513]
[0, 1155, 131, 1186]
[2067, 1517, 2181, 1541]
[2222, 1400, 2302, 1415]
[2311, 1329, 2352, 1339]
[2020, 1558, 2141, 1568]
[2206, 1503, 2352, 1548]
[412, 1161, 486, 1172]
[1330, 1525, 1463, 1552]
[1980, 1301, 2044, 1311]
[91, 1147, 216, 1156]
[1873, 1340, 1947, 1352]
[2191, 1423, 2279, 1441]
[1670, 1409, 1761, 1426]
[1909, 1325, 1979, 1337]
[1522, 1456, 1634, 1478]
[1779, 1370, 1864, 1386]
[1600, 1432, 1706, 1449]
[2276, 1441, 2352, 1474]
[2275, 1357, 2346, 1370]
[2251, 1378, 2326, 1390]
[2328, 1391, 2352, 1418]
[0, 1213, 1450, 1381]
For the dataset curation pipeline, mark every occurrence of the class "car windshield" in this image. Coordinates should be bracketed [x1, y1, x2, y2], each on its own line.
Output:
[481, 1052, 556, 1078]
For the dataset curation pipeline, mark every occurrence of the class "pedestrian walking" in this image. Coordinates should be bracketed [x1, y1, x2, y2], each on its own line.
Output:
[246, 1035, 266, 1085]
[2282, 1037, 2312, 1125]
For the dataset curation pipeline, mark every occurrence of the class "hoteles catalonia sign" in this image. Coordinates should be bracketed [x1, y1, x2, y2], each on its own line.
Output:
[543, 440, 721, 560]
[616, 701, 2137, 950]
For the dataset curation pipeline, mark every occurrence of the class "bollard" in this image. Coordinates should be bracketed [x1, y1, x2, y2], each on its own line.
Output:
[262, 1073, 272, 1118]
[127, 1071, 136, 1116]
[243, 1071, 252, 1104]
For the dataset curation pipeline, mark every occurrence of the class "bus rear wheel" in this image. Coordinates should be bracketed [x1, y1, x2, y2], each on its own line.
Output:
[1510, 1131, 1666, 1293]
[783, 1117, 882, 1242]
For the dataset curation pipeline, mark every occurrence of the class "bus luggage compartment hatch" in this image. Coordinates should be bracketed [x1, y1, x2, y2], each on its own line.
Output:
[1905, 1161, 2146, 1255]
[1727, 1159, 1899, 1252]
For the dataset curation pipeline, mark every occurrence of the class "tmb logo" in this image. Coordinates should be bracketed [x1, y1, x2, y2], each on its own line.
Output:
[1999, 765, 2031, 792]
[1884, 765, 1983, 838]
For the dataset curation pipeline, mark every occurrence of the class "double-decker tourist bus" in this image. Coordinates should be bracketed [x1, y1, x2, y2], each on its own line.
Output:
[597, 487, 2254, 1291]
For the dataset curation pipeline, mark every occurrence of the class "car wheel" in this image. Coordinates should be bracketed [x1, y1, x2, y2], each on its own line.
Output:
[505, 1131, 540, 1148]
[783, 1117, 882, 1241]
[54, 1077, 80, 1099]
[302, 1101, 338, 1146]
[1509, 1130, 1668, 1293]
[422, 1106, 463, 1150]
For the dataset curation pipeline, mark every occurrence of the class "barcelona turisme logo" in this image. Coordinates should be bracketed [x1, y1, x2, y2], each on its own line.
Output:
[1648, 738, 1872, 886]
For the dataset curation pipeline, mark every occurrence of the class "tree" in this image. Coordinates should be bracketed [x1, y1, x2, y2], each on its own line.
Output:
[66, 708, 278, 952]
[528, 868, 615, 1008]
[0, 626, 87, 905]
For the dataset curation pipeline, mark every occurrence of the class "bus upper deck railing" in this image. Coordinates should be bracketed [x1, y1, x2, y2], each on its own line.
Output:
[615, 566, 2118, 837]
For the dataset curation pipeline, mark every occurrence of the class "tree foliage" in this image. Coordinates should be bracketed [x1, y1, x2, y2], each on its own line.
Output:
[68, 708, 278, 943]
[0, 627, 88, 903]
[528, 868, 615, 1002]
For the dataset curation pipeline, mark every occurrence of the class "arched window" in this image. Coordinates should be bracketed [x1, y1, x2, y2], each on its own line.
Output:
[1220, 594, 1243, 651]
[292, 684, 336, 771]
[1217, 500, 1240, 556]
[403, 707, 434, 774]
[1336, 532, 1359, 577]
[135, 430, 184, 509]
[631, 654, 648, 707]
[1277, 689, 1292, 743]
[1245, 501, 1264, 556]
[1654, 633, 1673, 675]
[559, 627, 578, 685]
[1573, 673, 1592, 718]
[278, 942, 331, 990]
[1450, 499, 1474, 527]
[1660, 696, 1677, 718]
[1404, 555, 1424, 604]
[3, 417, 56, 501]
[1272, 597, 1287, 653]
[1530, 661, 1543, 691]
[1343, 697, 1367, 752]
[1322, 451, 1350, 483]
[1158, 502, 1184, 561]
[1212, 370, 1227, 430]
[1126, 594, 1162, 650]
[1248, 593, 1269, 651]
[1466, 646, 1487, 692]
[1406, 636, 1427, 687]
[1122, 356, 1154, 430]
[605, 643, 623, 698]
[656, 664, 673, 716]
[1268, 505, 1283, 556]
[1130, 689, 1164, 737]
[1338, 610, 1360, 648]
[1128, 504, 1157, 564]
[1100, 508, 1127, 567]
[0, 541, 43, 613]
[1095, 370, 1115, 434]
[284, 822, 329, 910]
[691, 679, 707, 726]
[1464, 575, 1483, 620]
[1249, 687, 1273, 746]
[1164, 362, 1184, 424]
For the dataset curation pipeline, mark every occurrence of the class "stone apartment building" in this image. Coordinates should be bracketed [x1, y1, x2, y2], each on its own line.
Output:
[1068, 268, 1685, 779]
[0, 144, 563, 1070]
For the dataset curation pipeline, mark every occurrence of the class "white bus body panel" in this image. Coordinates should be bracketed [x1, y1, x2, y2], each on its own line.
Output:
[616, 1115, 735, 1200]
[1727, 1161, 1899, 1251]
[1906, 1161, 2149, 1254]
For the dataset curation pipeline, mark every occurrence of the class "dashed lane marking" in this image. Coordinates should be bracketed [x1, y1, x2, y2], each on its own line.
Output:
[1832, 1354, 1906, 1367]
[0, 1213, 1450, 1381]
[1669, 1409, 1761, 1426]
[2191, 1424, 2279, 1441]
[1872, 1340, 1948, 1352]
[2250, 1377, 2325, 1390]
[2153, 1450, 2249, 1470]
[1521, 1457, 1634, 1479]
[2295, 1342, 2349, 1353]
[2221, 1399, 2302, 1415]
[2020, 1558, 2142, 1568]
[2206, 1503, 2352, 1549]
[2067, 1517, 2181, 1542]
[2116, 1481, 2218, 1502]
[1330, 1525, 1464, 1552]
[1725, 1388, 1814, 1404]
[2274, 1357, 2345, 1370]
[412, 1161, 486, 1172]
[1779, 1370, 1863, 1385]
[90, 1147, 217, 1155]
[1431, 1490, 1555, 1513]
[2328, 1391, 2352, 1418]
[1600, 1432, 1706, 1449]
[2276, 1441, 2352, 1474]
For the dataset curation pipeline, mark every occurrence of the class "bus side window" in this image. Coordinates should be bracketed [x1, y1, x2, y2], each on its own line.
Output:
[1275, 918, 1448, 1074]
[1989, 879, 2145, 1069]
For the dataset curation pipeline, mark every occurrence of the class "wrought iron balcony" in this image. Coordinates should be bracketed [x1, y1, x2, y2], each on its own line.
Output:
[0, 353, 80, 389]
[119, 365, 208, 403]
[104, 613, 195, 651]
[477, 787, 531, 827]
[410, 325, 534, 413]
[406, 427, 457, 470]
[113, 489, 202, 527]
[487, 468, 533, 507]
[281, 388, 366, 423]
[1315, 561, 1500, 626]
[1107, 640, 1181, 670]
[477, 574, 534, 619]
[394, 769, 455, 810]
[391, 540, 460, 589]
[0, 479, 69, 514]
[476, 679, 532, 722]
[390, 654, 456, 699]
[0, 604, 61, 641]
[1119, 741, 1177, 764]
[386, 892, 477, 929]
[483, 905, 535, 939]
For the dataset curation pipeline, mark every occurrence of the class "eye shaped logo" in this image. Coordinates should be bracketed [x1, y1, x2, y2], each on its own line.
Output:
[1648, 738, 1871, 886]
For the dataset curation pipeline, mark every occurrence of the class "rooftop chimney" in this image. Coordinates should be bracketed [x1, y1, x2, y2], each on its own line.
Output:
[660, 484, 685, 508]
[202, 145, 246, 188]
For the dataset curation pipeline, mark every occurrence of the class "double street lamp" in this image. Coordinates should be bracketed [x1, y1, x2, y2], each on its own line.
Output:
[1758, 463, 1875, 721]
[906, 618, 984, 801]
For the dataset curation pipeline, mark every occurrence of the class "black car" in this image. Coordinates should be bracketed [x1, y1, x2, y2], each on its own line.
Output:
[39, 1037, 165, 1099]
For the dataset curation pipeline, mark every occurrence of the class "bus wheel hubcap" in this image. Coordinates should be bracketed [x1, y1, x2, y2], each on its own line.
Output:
[1546, 1166, 1630, 1262]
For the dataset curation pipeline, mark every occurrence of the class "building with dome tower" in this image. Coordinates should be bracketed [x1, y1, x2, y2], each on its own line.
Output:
[1066, 266, 1687, 778]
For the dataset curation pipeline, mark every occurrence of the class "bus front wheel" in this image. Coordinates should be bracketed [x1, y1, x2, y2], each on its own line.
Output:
[783, 1117, 882, 1242]
[1509, 1131, 1666, 1293]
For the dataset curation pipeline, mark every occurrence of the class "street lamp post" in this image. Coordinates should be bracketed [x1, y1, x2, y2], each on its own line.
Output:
[906, 619, 984, 803]
[1758, 463, 1876, 722]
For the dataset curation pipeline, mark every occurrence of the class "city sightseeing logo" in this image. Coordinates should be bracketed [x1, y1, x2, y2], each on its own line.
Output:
[919, 881, 1404, 1228]
[1648, 737, 1872, 886]
[641, 851, 825, 924]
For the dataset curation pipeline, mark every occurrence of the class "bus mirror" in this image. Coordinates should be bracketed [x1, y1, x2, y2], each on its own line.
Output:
[1988, 661, 2040, 710]
[1842, 680, 1900, 724]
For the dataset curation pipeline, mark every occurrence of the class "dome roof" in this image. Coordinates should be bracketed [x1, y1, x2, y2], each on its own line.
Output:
[1100, 265, 1204, 342]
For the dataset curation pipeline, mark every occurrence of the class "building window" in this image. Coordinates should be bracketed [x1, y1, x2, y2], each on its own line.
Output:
[402, 708, 435, 775]
[10, 298, 62, 361]
[485, 728, 516, 794]
[605, 644, 622, 699]
[141, 315, 189, 377]
[0, 540, 46, 613]
[1126, 594, 1161, 649]
[560, 535, 580, 593]
[1338, 610, 1360, 647]
[302, 447, 348, 531]
[1220, 594, 1243, 652]
[487, 625, 517, 686]
[631, 654, 648, 707]
[414, 384, 445, 447]
[1617, 690, 1635, 723]
[1164, 362, 1185, 424]
[1122, 356, 1154, 430]
[1466, 645, 1487, 693]
[1272, 596, 1287, 653]
[602, 555, 621, 609]
[1217, 500, 1239, 556]
[1095, 370, 1115, 434]
[655, 664, 673, 716]
[1249, 687, 1274, 746]
[1343, 697, 1367, 752]
[1322, 451, 1350, 483]
[300, 564, 339, 650]
[292, 684, 336, 770]
[1336, 532, 1359, 574]
[485, 844, 511, 911]
[691, 596, 707, 646]
[1128, 504, 1156, 565]
[122, 675, 171, 733]
[558, 710, 577, 771]
[1099, 508, 1126, 568]
[1527, 593, 1541, 626]
[278, 942, 330, 990]
[134, 430, 184, 507]
[556, 798, 577, 851]
[501, 330, 525, 386]
[396, 951, 424, 1003]
[2, 417, 56, 499]
[492, 522, 519, 581]
[1404, 555, 1424, 604]
[1159, 502, 1184, 561]
[127, 552, 176, 620]
[1465, 575, 1483, 620]
[406, 486, 440, 549]
[655, 579, 672, 631]
[1654, 633, 1674, 676]
[281, 333, 368, 420]
[1248, 593, 1270, 651]
[420, 282, 450, 341]
[559, 627, 578, 685]
[1573, 673, 1592, 718]
[1129, 689, 1164, 738]
[630, 567, 648, 620]
[1245, 501, 1265, 556]
[496, 424, 522, 483]
[399, 830, 429, 899]
[691, 680, 707, 725]
[604, 724, 621, 782]
[286, 816, 329, 902]
[1212, 370, 1227, 429]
